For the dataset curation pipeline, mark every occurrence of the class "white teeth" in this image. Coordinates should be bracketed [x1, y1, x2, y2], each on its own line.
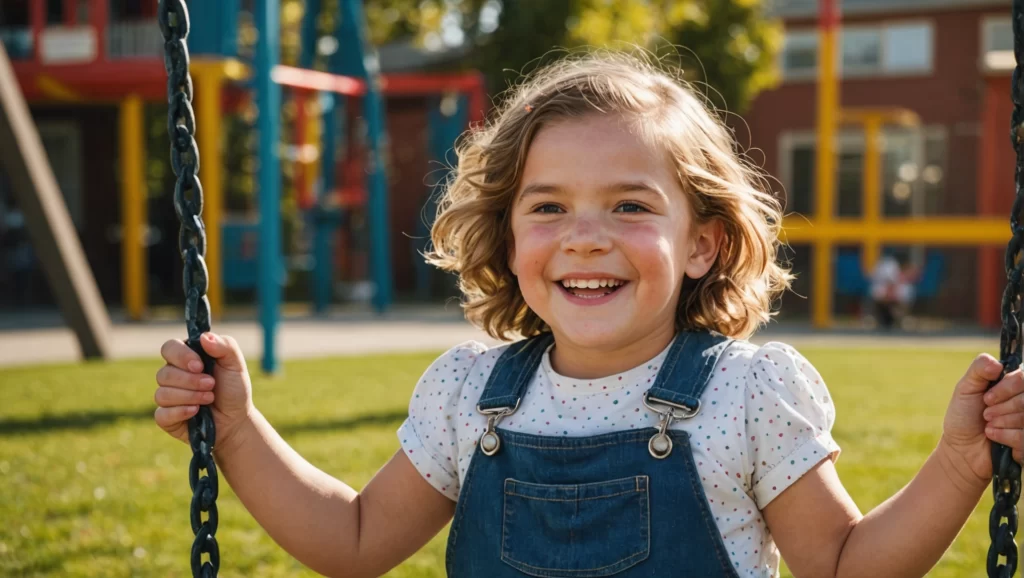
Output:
[560, 278, 624, 289]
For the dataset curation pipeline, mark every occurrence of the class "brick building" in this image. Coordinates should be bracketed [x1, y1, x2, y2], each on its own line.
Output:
[747, 0, 1012, 322]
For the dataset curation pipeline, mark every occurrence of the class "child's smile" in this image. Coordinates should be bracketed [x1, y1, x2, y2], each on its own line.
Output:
[508, 113, 722, 378]
[556, 275, 628, 304]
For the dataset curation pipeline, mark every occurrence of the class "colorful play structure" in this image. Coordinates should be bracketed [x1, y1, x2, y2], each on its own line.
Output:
[4, 0, 485, 371]
[2, 0, 1022, 368]
[794, 0, 1010, 329]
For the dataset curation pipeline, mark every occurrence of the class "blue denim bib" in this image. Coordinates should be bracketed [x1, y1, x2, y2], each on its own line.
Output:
[445, 330, 743, 577]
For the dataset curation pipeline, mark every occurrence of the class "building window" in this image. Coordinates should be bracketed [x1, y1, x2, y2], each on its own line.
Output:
[781, 30, 818, 79]
[842, 27, 882, 74]
[982, 16, 1013, 72]
[780, 126, 947, 218]
[787, 143, 815, 215]
[782, 21, 933, 80]
[884, 23, 933, 72]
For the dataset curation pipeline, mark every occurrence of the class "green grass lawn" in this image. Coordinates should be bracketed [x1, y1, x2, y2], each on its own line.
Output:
[0, 345, 1007, 577]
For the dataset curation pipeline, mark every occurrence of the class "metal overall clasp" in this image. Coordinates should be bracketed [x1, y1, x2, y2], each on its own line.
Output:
[643, 392, 701, 459]
[476, 398, 521, 456]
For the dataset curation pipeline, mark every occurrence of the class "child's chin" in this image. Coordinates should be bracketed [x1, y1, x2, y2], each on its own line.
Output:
[556, 323, 632, 349]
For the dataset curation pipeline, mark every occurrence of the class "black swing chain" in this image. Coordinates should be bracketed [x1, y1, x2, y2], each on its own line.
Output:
[990, 2, 1024, 577]
[157, 1, 220, 577]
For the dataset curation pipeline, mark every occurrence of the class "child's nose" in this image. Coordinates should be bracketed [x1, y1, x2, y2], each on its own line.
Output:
[561, 216, 612, 254]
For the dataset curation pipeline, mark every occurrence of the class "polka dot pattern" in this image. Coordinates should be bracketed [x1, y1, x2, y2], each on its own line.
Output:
[397, 339, 840, 577]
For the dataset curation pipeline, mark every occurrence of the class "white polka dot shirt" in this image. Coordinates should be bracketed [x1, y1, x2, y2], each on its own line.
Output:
[398, 339, 840, 577]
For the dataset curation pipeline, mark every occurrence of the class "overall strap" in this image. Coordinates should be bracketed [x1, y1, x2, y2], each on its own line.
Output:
[645, 330, 734, 411]
[476, 332, 555, 412]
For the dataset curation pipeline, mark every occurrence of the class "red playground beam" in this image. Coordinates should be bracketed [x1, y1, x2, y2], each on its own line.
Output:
[272, 65, 486, 123]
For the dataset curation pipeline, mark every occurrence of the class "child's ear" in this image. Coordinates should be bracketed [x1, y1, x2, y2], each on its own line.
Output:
[684, 220, 724, 280]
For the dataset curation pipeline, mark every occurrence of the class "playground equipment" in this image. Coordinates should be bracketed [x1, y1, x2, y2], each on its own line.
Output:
[5, 0, 483, 372]
[161, 0, 1024, 575]
[0, 43, 111, 359]
[152, 0, 484, 573]
[796, 0, 1009, 329]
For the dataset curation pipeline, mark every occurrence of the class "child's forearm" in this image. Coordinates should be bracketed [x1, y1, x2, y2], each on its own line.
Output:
[213, 407, 362, 578]
[835, 439, 988, 578]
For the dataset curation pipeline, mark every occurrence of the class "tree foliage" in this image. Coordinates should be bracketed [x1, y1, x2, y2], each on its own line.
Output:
[362, 0, 783, 113]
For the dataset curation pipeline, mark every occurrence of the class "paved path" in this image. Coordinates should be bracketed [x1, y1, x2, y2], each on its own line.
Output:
[0, 310, 1002, 369]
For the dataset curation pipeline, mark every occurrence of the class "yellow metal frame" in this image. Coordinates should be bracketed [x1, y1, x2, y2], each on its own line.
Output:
[801, 15, 1005, 328]
[190, 59, 229, 321]
[813, 19, 839, 328]
[120, 94, 146, 320]
[120, 58, 246, 320]
[800, 98, 1008, 327]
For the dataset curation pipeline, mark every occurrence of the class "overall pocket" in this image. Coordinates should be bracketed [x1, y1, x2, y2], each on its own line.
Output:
[501, 475, 650, 578]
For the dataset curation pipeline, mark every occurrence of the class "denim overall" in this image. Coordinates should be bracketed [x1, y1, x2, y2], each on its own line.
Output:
[445, 330, 743, 578]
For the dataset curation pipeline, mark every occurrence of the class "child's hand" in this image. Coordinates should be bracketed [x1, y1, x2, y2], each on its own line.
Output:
[154, 332, 255, 455]
[983, 362, 1024, 465]
[941, 353, 1022, 484]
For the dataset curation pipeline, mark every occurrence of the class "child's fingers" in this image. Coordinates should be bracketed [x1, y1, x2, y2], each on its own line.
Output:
[986, 425, 1024, 451]
[154, 405, 199, 430]
[156, 364, 215, 391]
[199, 332, 247, 373]
[983, 392, 1024, 420]
[986, 412, 1024, 430]
[959, 353, 1004, 395]
[984, 369, 1024, 406]
[160, 338, 204, 372]
[154, 386, 215, 409]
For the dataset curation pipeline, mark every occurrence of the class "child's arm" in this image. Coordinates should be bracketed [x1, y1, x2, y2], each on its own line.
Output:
[763, 354, 1011, 578]
[763, 442, 984, 578]
[156, 333, 456, 578]
[216, 409, 456, 578]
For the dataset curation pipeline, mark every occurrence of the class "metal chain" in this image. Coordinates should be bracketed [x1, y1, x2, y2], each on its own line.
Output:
[157, 2, 220, 577]
[989, 3, 1024, 576]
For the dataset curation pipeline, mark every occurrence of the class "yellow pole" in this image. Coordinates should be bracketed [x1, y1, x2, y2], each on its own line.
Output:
[861, 116, 882, 272]
[813, 0, 839, 328]
[120, 94, 147, 321]
[194, 63, 224, 320]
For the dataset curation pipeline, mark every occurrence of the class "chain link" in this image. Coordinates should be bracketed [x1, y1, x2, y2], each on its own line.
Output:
[157, 2, 220, 576]
[988, 3, 1024, 576]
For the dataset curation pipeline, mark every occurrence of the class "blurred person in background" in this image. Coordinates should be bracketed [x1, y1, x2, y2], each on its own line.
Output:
[870, 254, 917, 330]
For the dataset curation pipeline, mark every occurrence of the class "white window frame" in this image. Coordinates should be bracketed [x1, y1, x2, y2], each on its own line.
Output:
[981, 15, 1013, 73]
[780, 29, 819, 81]
[840, 24, 883, 78]
[781, 20, 934, 82]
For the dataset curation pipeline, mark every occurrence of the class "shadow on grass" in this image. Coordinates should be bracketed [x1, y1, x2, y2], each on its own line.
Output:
[0, 408, 408, 436]
[0, 408, 155, 435]
[278, 410, 407, 435]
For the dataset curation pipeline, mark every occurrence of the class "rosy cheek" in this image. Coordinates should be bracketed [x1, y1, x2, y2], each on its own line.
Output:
[623, 223, 671, 253]
[512, 224, 558, 270]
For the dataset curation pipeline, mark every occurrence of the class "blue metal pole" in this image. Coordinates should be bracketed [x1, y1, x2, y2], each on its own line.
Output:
[363, 78, 392, 313]
[313, 93, 340, 314]
[256, 0, 282, 374]
[299, 0, 334, 314]
[338, 0, 392, 313]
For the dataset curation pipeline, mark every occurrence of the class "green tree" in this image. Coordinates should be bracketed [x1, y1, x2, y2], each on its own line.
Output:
[363, 0, 783, 113]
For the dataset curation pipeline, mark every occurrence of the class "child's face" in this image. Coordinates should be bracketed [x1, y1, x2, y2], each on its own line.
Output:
[509, 114, 722, 356]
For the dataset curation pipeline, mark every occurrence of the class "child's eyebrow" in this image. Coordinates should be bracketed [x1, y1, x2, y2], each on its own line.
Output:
[519, 181, 667, 199]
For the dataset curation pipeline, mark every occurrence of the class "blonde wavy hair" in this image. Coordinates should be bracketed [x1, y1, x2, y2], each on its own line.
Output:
[427, 50, 792, 341]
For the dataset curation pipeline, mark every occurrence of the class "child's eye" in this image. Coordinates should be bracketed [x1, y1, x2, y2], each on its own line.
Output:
[615, 202, 649, 213]
[532, 203, 564, 214]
